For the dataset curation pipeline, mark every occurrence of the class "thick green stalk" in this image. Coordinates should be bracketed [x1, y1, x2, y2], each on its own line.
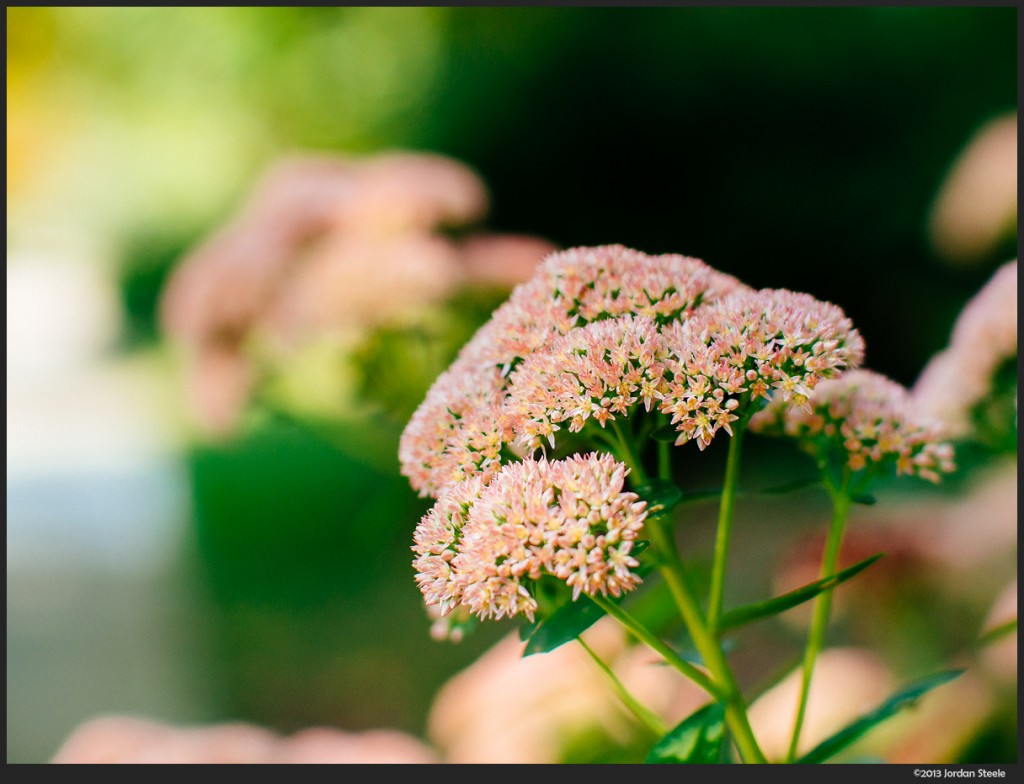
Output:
[589, 593, 722, 699]
[600, 419, 764, 762]
[577, 635, 668, 738]
[707, 424, 746, 630]
[647, 515, 767, 764]
[784, 481, 852, 763]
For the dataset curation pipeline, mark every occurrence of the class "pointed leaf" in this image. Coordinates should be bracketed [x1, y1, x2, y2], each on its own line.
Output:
[797, 669, 965, 764]
[977, 617, 1017, 648]
[522, 594, 610, 656]
[634, 479, 683, 514]
[518, 616, 539, 642]
[645, 702, 726, 764]
[522, 546, 654, 655]
[718, 553, 884, 632]
[852, 493, 877, 506]
[673, 637, 738, 666]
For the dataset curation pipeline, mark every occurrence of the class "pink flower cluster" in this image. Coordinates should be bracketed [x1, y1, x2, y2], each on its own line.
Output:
[660, 289, 866, 449]
[400, 244, 744, 496]
[412, 453, 648, 622]
[503, 288, 865, 453]
[750, 369, 956, 483]
[913, 260, 1017, 438]
[505, 315, 669, 451]
[403, 243, 871, 616]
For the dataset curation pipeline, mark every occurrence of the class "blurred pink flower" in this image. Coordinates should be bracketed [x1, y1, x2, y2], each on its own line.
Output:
[50, 715, 439, 764]
[913, 259, 1017, 439]
[747, 647, 895, 761]
[456, 233, 557, 289]
[160, 151, 556, 437]
[426, 618, 706, 764]
[929, 114, 1017, 265]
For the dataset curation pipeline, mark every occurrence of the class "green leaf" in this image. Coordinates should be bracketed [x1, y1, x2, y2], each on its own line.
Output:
[851, 493, 877, 506]
[522, 593, 610, 656]
[673, 637, 738, 666]
[977, 617, 1017, 648]
[645, 702, 726, 764]
[796, 669, 965, 764]
[520, 544, 655, 655]
[717, 553, 884, 632]
[518, 616, 539, 642]
[632, 539, 652, 557]
[521, 545, 654, 655]
[635, 478, 683, 514]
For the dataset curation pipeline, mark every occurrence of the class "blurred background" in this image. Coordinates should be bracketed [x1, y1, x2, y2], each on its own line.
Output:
[7, 7, 1016, 764]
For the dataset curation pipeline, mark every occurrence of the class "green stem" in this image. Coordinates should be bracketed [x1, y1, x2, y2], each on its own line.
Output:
[658, 440, 672, 481]
[577, 635, 669, 738]
[589, 593, 722, 699]
[707, 424, 746, 630]
[646, 514, 767, 764]
[604, 417, 763, 762]
[611, 419, 648, 483]
[784, 478, 852, 763]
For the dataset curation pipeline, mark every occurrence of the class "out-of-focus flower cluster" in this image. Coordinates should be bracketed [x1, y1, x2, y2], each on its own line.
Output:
[50, 715, 439, 764]
[929, 114, 1017, 266]
[160, 150, 556, 436]
[425, 622, 971, 764]
[426, 618, 709, 764]
[751, 369, 956, 483]
[413, 452, 648, 622]
[913, 259, 1017, 444]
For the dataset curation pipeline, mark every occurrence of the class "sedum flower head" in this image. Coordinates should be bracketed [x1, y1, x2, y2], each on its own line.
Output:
[659, 288, 866, 449]
[504, 315, 670, 451]
[399, 244, 744, 497]
[412, 474, 489, 617]
[398, 337, 513, 498]
[412, 452, 649, 623]
[750, 369, 956, 483]
[477, 244, 746, 373]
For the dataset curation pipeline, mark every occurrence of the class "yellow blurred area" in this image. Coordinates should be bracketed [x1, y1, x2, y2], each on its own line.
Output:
[7, 7, 449, 244]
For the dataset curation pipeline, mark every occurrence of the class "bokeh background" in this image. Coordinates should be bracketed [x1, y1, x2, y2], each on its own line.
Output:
[7, 7, 1017, 764]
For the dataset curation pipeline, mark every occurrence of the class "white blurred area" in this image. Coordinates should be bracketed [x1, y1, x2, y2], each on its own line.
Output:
[7, 240, 216, 763]
[7, 243, 187, 570]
